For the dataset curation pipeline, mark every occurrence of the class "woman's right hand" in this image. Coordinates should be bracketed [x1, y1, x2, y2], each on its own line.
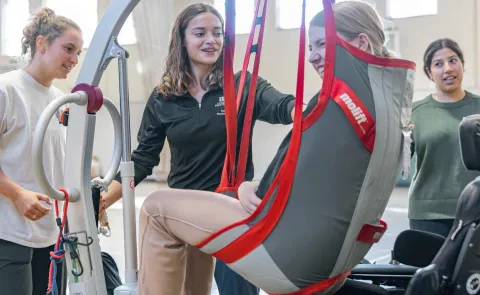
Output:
[14, 189, 52, 221]
[238, 181, 262, 214]
[98, 193, 109, 227]
[98, 181, 122, 226]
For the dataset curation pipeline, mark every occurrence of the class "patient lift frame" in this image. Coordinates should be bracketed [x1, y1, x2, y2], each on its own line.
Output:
[31, 0, 414, 294]
[33, 1, 141, 294]
[31, 0, 480, 294]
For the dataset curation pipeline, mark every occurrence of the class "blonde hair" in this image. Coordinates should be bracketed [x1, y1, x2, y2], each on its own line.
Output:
[311, 0, 394, 58]
[21, 7, 81, 59]
[157, 3, 224, 98]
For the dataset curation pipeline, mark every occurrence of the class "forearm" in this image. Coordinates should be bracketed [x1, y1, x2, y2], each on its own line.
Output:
[103, 180, 123, 208]
[113, 165, 150, 187]
[0, 169, 26, 201]
[108, 149, 160, 209]
[254, 77, 296, 124]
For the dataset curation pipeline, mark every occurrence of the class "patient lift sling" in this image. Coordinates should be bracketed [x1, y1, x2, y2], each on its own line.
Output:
[198, 0, 416, 294]
[31, 0, 416, 294]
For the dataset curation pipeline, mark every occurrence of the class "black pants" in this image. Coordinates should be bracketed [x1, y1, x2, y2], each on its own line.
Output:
[409, 219, 455, 238]
[0, 239, 64, 295]
[215, 259, 260, 295]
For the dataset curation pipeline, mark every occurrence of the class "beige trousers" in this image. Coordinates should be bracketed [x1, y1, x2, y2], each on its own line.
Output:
[138, 188, 250, 295]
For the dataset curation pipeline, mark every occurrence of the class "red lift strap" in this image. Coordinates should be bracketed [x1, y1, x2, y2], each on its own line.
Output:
[221, 0, 238, 188]
[218, 0, 269, 191]
[235, 0, 269, 185]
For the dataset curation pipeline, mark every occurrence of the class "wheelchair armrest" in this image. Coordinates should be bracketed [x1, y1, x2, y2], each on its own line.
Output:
[349, 264, 419, 283]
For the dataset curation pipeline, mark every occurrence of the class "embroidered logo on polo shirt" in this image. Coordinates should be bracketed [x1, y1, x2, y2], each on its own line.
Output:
[216, 96, 225, 116]
[215, 96, 225, 107]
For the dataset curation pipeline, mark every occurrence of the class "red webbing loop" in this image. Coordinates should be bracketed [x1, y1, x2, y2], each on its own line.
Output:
[269, 270, 351, 295]
[357, 220, 388, 244]
[48, 189, 69, 293]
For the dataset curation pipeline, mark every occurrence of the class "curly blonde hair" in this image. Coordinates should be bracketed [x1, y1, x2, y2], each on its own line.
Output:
[21, 7, 81, 59]
[157, 3, 224, 98]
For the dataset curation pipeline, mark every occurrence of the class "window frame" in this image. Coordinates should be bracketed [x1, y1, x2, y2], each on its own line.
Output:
[0, 0, 137, 56]
[0, 0, 30, 56]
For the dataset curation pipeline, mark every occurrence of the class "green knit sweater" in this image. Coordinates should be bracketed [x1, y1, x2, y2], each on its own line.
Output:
[408, 91, 480, 220]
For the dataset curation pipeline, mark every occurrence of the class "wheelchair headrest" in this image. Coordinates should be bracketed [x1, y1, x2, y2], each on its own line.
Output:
[393, 230, 445, 267]
[459, 115, 480, 171]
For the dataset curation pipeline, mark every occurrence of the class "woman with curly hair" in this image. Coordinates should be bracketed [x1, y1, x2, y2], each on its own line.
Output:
[0, 7, 83, 295]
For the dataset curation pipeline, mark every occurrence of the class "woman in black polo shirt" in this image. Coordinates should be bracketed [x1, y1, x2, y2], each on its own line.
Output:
[101, 3, 294, 295]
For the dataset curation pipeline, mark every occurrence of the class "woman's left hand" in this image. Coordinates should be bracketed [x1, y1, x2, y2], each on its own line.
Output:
[291, 104, 306, 121]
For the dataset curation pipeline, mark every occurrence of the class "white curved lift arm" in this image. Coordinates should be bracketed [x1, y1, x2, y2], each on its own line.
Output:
[33, 93, 123, 202]
[33, 92, 88, 202]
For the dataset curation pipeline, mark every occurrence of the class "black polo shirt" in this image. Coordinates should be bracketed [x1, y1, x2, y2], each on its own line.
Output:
[115, 72, 295, 192]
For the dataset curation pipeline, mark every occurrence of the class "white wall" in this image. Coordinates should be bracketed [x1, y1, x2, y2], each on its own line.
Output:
[52, 0, 480, 180]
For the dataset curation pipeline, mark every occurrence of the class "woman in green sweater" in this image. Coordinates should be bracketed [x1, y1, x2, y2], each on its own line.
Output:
[409, 38, 480, 237]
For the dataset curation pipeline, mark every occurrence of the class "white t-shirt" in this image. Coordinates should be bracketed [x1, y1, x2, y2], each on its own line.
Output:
[0, 69, 66, 248]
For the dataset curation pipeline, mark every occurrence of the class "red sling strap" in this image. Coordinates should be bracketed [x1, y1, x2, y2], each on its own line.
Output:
[221, 0, 238, 188]
[218, 0, 269, 193]
[234, 0, 269, 185]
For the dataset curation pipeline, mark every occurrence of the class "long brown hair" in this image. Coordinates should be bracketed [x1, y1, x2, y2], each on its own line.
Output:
[157, 3, 224, 97]
[310, 0, 394, 57]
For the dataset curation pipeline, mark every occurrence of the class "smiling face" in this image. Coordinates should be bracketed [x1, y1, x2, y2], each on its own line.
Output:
[427, 47, 464, 94]
[36, 28, 83, 80]
[183, 12, 223, 71]
[308, 25, 371, 79]
[308, 25, 327, 78]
